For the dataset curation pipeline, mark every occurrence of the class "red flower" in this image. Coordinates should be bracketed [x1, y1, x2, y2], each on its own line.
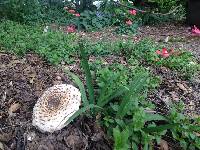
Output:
[129, 9, 137, 15]
[66, 25, 76, 33]
[126, 20, 132, 26]
[75, 13, 80, 17]
[156, 48, 170, 58]
[68, 9, 75, 14]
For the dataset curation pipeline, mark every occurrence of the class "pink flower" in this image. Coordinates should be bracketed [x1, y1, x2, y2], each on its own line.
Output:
[66, 25, 76, 33]
[192, 25, 200, 35]
[129, 9, 137, 15]
[126, 20, 132, 26]
[75, 13, 80, 17]
[68, 9, 75, 14]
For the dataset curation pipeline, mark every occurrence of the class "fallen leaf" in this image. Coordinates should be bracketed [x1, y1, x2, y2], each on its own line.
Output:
[8, 102, 21, 116]
[164, 36, 169, 43]
[0, 132, 13, 142]
[159, 139, 169, 150]
[170, 92, 179, 101]
[27, 132, 36, 141]
[177, 83, 188, 92]
[194, 132, 200, 137]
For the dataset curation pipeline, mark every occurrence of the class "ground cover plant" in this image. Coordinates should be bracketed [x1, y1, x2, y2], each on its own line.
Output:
[0, 20, 77, 65]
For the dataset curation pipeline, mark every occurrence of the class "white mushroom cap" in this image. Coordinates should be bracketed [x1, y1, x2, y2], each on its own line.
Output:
[32, 84, 81, 133]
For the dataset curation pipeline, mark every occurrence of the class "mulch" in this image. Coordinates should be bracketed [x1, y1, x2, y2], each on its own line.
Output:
[0, 53, 111, 150]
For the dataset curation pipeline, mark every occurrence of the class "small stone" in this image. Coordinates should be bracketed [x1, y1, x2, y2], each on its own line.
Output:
[27, 132, 36, 141]
[56, 76, 62, 81]
[0, 142, 4, 150]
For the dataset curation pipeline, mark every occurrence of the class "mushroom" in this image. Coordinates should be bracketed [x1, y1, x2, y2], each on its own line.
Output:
[32, 84, 81, 132]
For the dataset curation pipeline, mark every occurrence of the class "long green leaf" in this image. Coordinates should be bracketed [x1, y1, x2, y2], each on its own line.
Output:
[145, 113, 168, 122]
[65, 104, 102, 125]
[143, 123, 180, 133]
[117, 72, 149, 118]
[79, 41, 95, 105]
[64, 70, 89, 107]
[113, 127, 129, 150]
[97, 86, 129, 107]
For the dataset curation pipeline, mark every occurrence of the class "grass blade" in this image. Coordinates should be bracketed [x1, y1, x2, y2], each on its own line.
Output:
[64, 69, 89, 107]
[65, 104, 102, 125]
[143, 123, 180, 133]
[97, 86, 129, 107]
[145, 113, 168, 122]
[79, 41, 95, 105]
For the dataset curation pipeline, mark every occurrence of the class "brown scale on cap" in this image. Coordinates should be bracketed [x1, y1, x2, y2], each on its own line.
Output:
[32, 84, 81, 133]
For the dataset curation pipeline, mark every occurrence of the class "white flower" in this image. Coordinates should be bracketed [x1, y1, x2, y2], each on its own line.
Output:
[43, 26, 49, 33]
[93, 1, 103, 9]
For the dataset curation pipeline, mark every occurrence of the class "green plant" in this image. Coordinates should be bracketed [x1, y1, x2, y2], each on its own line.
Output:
[121, 38, 200, 78]
[140, 0, 186, 24]
[116, 21, 140, 34]
[0, 20, 77, 64]
[148, 0, 181, 11]
[158, 52, 200, 79]
[113, 127, 129, 150]
[72, 10, 113, 31]
[166, 102, 200, 149]
[0, 0, 42, 23]
[64, 40, 199, 149]
[63, 41, 176, 149]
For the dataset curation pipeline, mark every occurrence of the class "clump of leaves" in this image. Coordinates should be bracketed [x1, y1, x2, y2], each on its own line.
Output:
[72, 10, 113, 31]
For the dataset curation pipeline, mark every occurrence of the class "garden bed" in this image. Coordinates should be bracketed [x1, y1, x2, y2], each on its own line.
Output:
[0, 20, 200, 149]
[0, 51, 199, 149]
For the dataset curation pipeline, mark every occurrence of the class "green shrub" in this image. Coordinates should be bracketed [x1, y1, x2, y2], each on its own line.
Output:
[0, 0, 42, 23]
[72, 10, 113, 31]
[148, 0, 185, 12]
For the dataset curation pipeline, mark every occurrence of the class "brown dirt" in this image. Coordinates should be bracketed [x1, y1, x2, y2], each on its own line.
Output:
[77, 23, 200, 59]
[148, 66, 200, 117]
[0, 52, 111, 150]
[137, 23, 200, 58]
